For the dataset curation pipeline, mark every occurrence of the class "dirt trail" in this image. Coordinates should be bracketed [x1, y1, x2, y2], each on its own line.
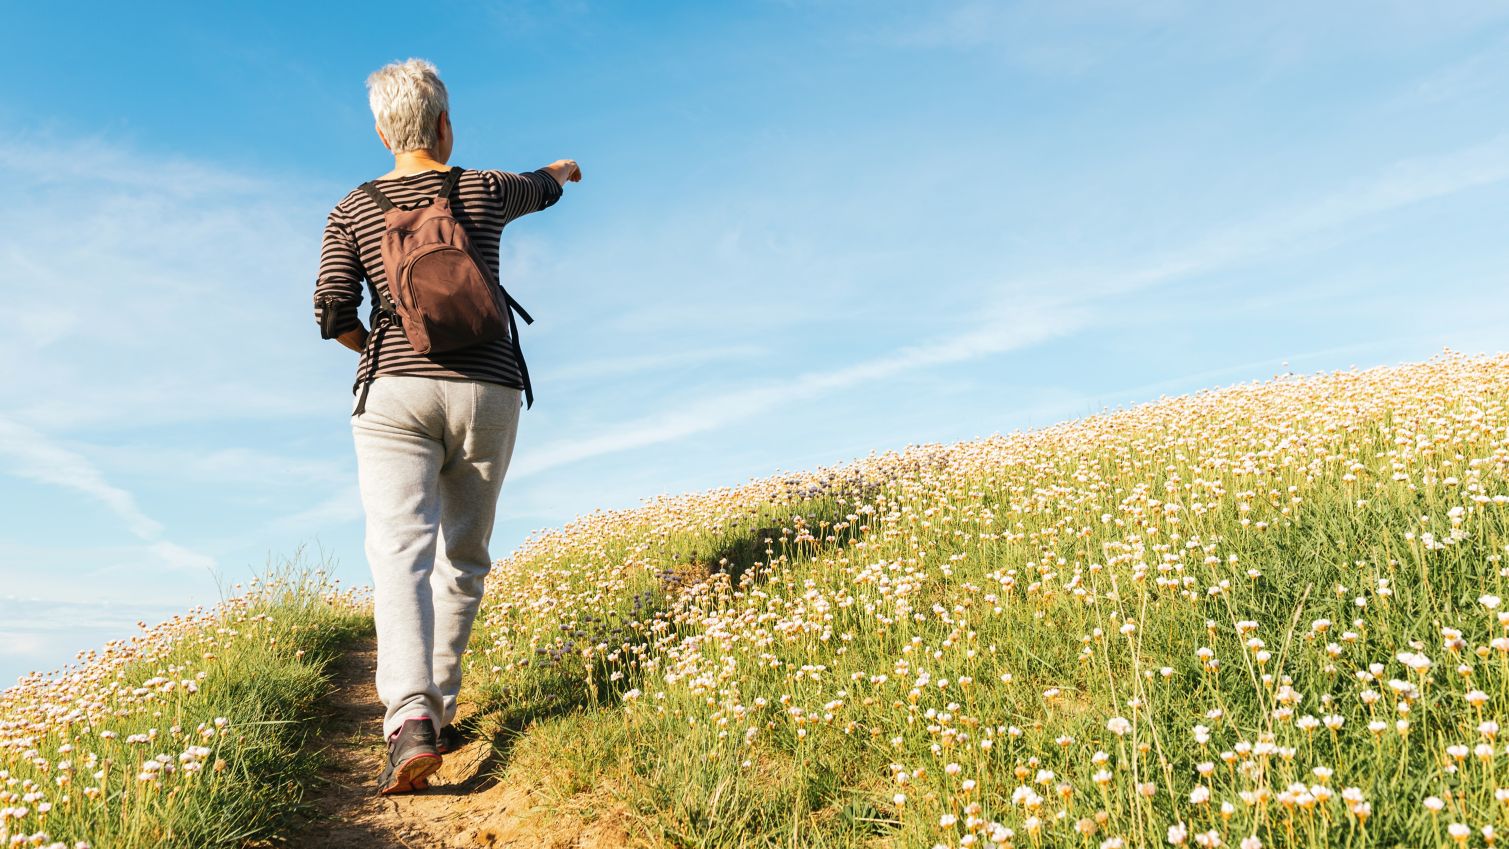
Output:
[286, 636, 633, 849]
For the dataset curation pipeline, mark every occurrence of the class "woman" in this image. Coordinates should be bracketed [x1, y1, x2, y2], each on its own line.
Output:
[313, 57, 580, 795]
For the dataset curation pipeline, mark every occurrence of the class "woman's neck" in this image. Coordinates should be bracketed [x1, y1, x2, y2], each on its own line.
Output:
[383, 150, 449, 178]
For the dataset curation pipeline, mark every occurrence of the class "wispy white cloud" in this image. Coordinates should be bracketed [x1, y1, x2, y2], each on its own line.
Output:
[83, 443, 348, 489]
[0, 133, 325, 575]
[145, 540, 219, 573]
[0, 131, 341, 433]
[0, 133, 272, 198]
[511, 299, 1081, 477]
[513, 130, 1509, 477]
[0, 595, 184, 685]
[0, 414, 219, 576]
[1388, 33, 1509, 109]
[1054, 131, 1509, 305]
[0, 413, 162, 539]
[265, 484, 364, 534]
[537, 344, 769, 384]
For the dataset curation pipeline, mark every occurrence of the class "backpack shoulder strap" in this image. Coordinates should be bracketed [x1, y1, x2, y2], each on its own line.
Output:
[359, 181, 395, 212]
[436, 166, 463, 201]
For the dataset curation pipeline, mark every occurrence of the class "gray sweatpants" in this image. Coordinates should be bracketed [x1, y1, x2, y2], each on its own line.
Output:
[350, 375, 522, 739]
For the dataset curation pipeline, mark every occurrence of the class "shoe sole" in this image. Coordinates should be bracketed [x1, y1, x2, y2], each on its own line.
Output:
[378, 752, 442, 795]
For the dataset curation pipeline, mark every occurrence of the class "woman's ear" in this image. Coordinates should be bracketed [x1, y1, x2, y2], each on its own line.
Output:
[375, 122, 391, 152]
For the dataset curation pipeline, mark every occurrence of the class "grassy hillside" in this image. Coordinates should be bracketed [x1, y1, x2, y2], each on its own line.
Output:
[464, 353, 1509, 848]
[9, 354, 1504, 848]
[0, 563, 368, 848]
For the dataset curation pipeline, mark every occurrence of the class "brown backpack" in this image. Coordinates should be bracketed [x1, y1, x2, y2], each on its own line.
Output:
[352, 166, 534, 413]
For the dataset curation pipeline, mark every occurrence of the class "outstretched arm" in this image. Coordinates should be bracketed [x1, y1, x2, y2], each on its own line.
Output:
[486, 162, 579, 219]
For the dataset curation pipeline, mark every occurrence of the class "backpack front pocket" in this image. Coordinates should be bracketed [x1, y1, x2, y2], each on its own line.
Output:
[398, 243, 506, 354]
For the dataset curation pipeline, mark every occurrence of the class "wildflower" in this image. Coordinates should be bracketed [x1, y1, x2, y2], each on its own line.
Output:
[1397, 651, 1433, 672]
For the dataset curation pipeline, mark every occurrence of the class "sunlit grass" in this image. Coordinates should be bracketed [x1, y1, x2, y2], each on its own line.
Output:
[470, 352, 1509, 848]
[0, 552, 370, 848]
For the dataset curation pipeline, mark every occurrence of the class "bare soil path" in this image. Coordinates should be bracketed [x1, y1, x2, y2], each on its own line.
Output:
[283, 636, 634, 849]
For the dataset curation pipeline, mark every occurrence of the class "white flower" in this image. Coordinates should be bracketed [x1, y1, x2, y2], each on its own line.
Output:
[1397, 651, 1432, 672]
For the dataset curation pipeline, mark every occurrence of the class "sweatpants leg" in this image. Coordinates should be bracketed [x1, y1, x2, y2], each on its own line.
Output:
[351, 376, 521, 739]
[429, 381, 522, 727]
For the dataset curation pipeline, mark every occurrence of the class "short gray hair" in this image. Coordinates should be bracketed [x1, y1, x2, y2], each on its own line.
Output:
[366, 58, 449, 154]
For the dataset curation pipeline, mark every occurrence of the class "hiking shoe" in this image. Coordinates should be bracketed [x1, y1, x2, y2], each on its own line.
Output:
[376, 717, 442, 796]
[435, 723, 465, 755]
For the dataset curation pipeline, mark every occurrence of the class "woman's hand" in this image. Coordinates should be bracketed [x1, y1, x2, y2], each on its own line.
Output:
[337, 325, 369, 353]
[545, 159, 581, 186]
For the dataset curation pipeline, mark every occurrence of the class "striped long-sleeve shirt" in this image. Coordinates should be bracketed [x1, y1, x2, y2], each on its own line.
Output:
[313, 167, 562, 395]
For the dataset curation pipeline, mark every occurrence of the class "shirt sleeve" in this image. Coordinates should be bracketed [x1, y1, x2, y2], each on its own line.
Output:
[481, 168, 564, 221]
[313, 208, 365, 340]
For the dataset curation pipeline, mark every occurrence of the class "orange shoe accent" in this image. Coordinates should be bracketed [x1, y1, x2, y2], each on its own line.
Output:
[377, 752, 442, 795]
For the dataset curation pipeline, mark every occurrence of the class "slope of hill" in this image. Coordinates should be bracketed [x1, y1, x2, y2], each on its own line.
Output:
[11, 354, 1509, 848]
[0, 566, 368, 848]
[456, 353, 1509, 848]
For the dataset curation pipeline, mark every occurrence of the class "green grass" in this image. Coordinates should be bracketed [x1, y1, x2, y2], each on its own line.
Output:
[0, 552, 370, 848]
[16, 356, 1507, 848]
[459, 355, 1509, 848]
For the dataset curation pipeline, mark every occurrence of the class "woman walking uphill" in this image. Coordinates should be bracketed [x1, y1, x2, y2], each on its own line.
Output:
[313, 58, 580, 795]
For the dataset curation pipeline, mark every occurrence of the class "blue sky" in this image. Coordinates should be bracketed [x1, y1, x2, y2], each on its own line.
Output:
[2, 0, 1509, 683]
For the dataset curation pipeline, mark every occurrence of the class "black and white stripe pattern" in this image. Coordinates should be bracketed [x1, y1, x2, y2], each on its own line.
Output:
[314, 167, 562, 396]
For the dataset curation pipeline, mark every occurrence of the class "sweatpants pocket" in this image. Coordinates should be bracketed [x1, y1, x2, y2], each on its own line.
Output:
[471, 382, 523, 431]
